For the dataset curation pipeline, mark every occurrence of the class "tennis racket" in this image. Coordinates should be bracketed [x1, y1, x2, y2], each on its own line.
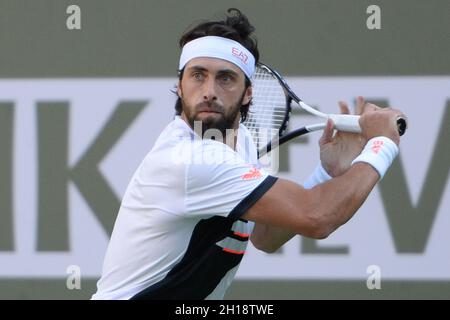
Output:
[244, 63, 407, 157]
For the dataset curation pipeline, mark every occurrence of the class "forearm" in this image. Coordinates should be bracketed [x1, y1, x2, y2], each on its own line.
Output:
[248, 115, 401, 250]
[251, 162, 378, 251]
[247, 161, 380, 247]
[306, 162, 379, 237]
[251, 163, 333, 253]
[308, 136, 397, 235]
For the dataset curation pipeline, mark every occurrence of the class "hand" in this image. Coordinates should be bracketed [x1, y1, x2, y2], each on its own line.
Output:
[359, 107, 406, 145]
[319, 96, 368, 177]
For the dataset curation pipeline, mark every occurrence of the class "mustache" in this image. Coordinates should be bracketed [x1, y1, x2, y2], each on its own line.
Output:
[195, 101, 224, 114]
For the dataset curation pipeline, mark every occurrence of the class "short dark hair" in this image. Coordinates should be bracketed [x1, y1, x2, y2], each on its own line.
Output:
[175, 8, 259, 122]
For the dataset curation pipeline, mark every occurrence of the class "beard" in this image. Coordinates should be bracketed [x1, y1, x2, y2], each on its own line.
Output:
[182, 94, 245, 141]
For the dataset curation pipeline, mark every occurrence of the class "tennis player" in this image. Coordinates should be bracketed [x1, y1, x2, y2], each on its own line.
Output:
[92, 8, 405, 300]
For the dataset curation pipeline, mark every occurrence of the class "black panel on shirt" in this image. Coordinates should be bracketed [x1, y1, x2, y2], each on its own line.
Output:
[228, 175, 278, 220]
[131, 216, 246, 300]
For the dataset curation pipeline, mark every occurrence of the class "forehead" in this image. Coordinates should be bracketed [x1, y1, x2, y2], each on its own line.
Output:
[184, 57, 244, 76]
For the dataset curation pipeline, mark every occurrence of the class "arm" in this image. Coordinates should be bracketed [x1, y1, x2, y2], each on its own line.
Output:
[251, 163, 333, 252]
[247, 98, 405, 252]
[246, 162, 378, 249]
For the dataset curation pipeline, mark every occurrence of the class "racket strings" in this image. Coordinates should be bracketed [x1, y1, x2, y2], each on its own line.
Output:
[244, 66, 289, 149]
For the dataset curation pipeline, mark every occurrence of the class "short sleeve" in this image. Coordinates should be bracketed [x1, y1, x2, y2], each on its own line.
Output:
[184, 140, 277, 220]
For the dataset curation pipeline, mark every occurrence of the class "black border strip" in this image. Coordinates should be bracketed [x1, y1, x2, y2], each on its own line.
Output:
[228, 175, 278, 220]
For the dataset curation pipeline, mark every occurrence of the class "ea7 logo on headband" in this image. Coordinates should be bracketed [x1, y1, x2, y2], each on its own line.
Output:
[232, 47, 248, 64]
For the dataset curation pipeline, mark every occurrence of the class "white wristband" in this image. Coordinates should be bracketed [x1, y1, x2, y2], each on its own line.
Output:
[303, 163, 332, 189]
[351, 136, 399, 179]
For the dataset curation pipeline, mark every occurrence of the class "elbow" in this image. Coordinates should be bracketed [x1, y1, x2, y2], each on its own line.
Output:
[301, 214, 335, 240]
[258, 244, 280, 254]
[310, 227, 332, 240]
[250, 228, 282, 254]
[251, 237, 280, 254]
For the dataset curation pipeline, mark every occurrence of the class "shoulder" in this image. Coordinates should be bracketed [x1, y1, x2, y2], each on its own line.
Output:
[190, 139, 243, 165]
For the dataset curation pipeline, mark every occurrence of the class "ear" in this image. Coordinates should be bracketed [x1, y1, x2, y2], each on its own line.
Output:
[177, 80, 182, 98]
[242, 85, 252, 105]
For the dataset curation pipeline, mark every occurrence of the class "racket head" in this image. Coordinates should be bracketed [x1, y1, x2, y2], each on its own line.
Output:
[243, 63, 293, 152]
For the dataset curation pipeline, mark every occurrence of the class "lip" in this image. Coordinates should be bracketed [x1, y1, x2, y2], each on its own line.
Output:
[197, 109, 221, 114]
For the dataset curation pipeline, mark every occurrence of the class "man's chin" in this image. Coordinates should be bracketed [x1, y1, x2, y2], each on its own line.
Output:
[194, 113, 223, 127]
[191, 114, 228, 137]
[196, 111, 222, 120]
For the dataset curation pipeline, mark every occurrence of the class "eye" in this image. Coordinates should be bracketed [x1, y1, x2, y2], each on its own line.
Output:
[192, 72, 204, 81]
[218, 73, 234, 85]
[220, 75, 231, 82]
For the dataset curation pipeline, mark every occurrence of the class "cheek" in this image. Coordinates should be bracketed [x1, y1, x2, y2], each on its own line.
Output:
[180, 82, 201, 101]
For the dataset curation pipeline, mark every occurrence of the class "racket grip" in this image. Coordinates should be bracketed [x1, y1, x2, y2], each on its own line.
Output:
[329, 114, 407, 136]
[329, 114, 361, 133]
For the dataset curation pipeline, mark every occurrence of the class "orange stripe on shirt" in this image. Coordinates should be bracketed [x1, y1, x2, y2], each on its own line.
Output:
[233, 231, 250, 238]
[222, 247, 246, 255]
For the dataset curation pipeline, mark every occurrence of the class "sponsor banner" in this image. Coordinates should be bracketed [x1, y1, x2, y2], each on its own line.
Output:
[0, 77, 448, 280]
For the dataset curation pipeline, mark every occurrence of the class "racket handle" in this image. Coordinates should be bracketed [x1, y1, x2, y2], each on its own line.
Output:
[329, 114, 361, 133]
[329, 114, 407, 136]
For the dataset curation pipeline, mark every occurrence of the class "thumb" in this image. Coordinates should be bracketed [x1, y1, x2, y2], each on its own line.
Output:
[320, 118, 334, 145]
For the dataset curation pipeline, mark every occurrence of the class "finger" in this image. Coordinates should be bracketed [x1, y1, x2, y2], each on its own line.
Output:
[379, 107, 406, 119]
[362, 102, 380, 114]
[380, 108, 408, 132]
[320, 118, 334, 145]
[338, 101, 350, 115]
[355, 96, 365, 115]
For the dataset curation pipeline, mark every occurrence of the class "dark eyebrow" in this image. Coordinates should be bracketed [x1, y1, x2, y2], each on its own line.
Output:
[186, 65, 209, 73]
[186, 65, 240, 78]
[217, 69, 240, 78]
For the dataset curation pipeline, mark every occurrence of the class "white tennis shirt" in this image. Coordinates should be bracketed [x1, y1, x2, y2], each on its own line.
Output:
[92, 117, 277, 300]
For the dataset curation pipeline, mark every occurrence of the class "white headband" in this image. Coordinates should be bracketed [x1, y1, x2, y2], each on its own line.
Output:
[179, 36, 255, 79]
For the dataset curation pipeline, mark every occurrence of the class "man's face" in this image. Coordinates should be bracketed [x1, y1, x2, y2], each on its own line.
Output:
[178, 57, 252, 137]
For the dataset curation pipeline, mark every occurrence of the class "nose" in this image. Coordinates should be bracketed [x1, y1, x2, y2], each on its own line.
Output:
[203, 77, 218, 102]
